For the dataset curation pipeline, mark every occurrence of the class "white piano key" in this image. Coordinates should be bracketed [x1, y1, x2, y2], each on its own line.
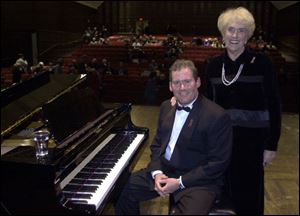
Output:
[86, 134, 145, 209]
[60, 134, 116, 189]
[61, 133, 145, 210]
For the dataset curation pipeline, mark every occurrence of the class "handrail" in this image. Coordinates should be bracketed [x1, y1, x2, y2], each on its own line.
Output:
[39, 44, 60, 57]
[39, 39, 82, 57]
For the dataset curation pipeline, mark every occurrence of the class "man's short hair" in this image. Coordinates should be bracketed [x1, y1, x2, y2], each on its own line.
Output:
[169, 59, 198, 81]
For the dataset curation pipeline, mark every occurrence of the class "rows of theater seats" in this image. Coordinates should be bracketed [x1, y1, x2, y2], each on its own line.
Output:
[62, 41, 286, 105]
[1, 37, 287, 106]
[1, 68, 31, 88]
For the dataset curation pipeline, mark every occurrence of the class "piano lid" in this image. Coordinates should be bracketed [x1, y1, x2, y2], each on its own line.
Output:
[42, 86, 105, 144]
[1, 74, 87, 138]
[1, 71, 50, 108]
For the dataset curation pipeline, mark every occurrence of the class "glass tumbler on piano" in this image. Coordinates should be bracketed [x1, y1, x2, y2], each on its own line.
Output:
[33, 130, 50, 157]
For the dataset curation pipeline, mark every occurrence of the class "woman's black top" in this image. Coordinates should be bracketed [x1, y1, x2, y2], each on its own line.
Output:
[205, 48, 281, 151]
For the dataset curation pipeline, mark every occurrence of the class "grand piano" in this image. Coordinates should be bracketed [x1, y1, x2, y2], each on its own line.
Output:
[1, 72, 149, 215]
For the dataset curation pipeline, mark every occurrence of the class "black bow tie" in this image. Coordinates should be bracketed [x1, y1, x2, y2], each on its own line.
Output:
[176, 105, 191, 112]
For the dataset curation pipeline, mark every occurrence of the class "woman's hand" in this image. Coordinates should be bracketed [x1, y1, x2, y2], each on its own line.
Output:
[263, 150, 277, 167]
[170, 96, 176, 106]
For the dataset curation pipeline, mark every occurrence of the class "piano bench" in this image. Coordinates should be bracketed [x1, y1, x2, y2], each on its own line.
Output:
[168, 194, 236, 215]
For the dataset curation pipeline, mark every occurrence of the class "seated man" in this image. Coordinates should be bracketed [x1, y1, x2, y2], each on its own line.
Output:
[115, 59, 232, 215]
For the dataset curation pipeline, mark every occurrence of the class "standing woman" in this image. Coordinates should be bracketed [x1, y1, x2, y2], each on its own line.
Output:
[205, 7, 282, 214]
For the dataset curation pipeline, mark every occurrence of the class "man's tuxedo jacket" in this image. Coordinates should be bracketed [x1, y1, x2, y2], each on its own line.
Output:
[148, 95, 232, 191]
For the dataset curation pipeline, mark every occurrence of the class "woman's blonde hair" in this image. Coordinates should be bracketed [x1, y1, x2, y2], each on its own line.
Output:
[217, 7, 256, 40]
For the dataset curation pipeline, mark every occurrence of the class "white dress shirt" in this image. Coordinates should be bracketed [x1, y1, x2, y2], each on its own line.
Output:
[164, 99, 195, 160]
[151, 97, 197, 189]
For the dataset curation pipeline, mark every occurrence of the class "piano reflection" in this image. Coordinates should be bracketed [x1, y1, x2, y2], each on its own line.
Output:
[1, 73, 149, 215]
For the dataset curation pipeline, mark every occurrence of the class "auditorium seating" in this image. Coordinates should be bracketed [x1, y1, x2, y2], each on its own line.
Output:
[1, 34, 287, 106]
[61, 35, 292, 105]
[1, 67, 30, 87]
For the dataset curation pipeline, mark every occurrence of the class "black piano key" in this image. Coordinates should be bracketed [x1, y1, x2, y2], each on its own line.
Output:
[92, 172, 108, 178]
[76, 172, 107, 179]
[86, 162, 115, 169]
[81, 167, 110, 173]
[64, 184, 98, 193]
[63, 192, 92, 199]
[56, 131, 144, 213]
[94, 154, 119, 160]
[91, 167, 112, 173]
[99, 153, 122, 159]
[77, 185, 98, 193]
[85, 165, 112, 172]
[89, 160, 117, 166]
[71, 178, 102, 185]
[99, 163, 115, 168]
[113, 149, 128, 155]
[64, 184, 81, 191]
[69, 200, 88, 204]
[92, 158, 118, 163]
[85, 162, 99, 168]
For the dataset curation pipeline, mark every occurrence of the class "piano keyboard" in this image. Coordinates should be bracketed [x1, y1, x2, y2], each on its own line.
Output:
[60, 132, 145, 212]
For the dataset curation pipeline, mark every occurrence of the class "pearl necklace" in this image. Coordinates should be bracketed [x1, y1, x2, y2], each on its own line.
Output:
[221, 63, 244, 86]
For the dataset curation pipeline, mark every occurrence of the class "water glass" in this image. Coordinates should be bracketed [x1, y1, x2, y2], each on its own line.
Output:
[33, 130, 50, 157]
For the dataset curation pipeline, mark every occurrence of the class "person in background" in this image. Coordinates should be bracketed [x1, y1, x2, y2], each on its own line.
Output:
[12, 53, 28, 84]
[115, 59, 232, 215]
[205, 7, 281, 214]
[31, 62, 45, 75]
[100, 58, 115, 75]
[115, 61, 128, 76]
[15, 53, 28, 72]
[52, 58, 64, 74]
[68, 59, 79, 74]
[144, 71, 159, 105]
[12, 63, 23, 84]
[86, 58, 104, 100]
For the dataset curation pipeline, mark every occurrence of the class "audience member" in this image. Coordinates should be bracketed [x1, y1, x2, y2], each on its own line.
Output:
[144, 71, 159, 105]
[82, 26, 92, 44]
[12, 63, 23, 84]
[30, 62, 45, 75]
[115, 61, 128, 76]
[68, 59, 79, 74]
[15, 53, 28, 72]
[52, 58, 64, 74]
[100, 58, 115, 75]
[101, 25, 109, 38]
[12, 53, 28, 84]
[86, 58, 104, 99]
[191, 37, 203, 46]
[76, 55, 89, 74]
[164, 35, 183, 59]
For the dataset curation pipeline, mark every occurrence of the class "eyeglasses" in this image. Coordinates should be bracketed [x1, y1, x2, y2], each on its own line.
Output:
[227, 27, 247, 34]
[171, 79, 194, 87]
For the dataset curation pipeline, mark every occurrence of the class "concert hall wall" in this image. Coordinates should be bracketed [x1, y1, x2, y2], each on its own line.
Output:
[2, 1, 298, 66]
[276, 2, 299, 37]
[1, 1, 97, 66]
[99, 1, 278, 36]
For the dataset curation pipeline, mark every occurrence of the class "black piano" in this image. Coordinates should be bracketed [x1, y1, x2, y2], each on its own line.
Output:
[1, 74, 149, 215]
